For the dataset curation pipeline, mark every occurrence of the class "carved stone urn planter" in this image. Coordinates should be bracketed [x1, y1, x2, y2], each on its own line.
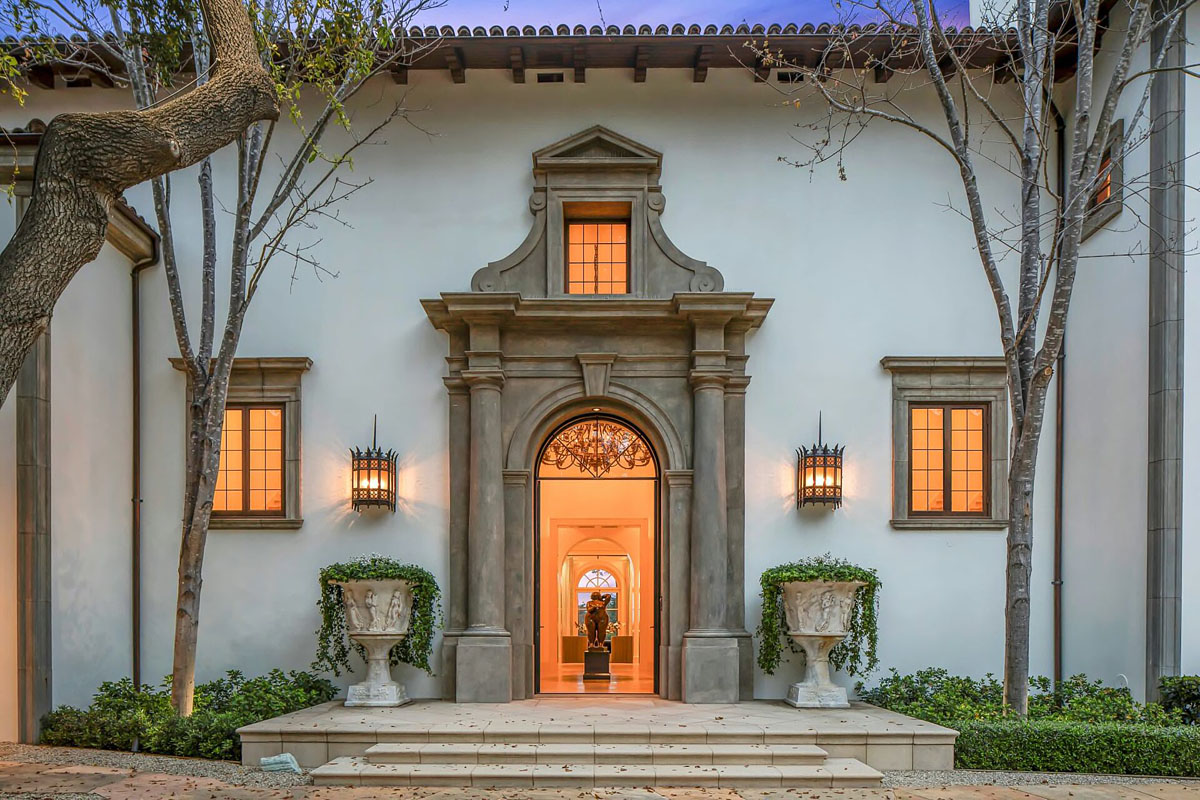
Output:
[332, 579, 414, 707]
[781, 580, 867, 708]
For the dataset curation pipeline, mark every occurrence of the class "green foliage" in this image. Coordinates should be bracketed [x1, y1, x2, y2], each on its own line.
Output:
[314, 554, 442, 677]
[858, 668, 1199, 775]
[858, 668, 1181, 727]
[955, 720, 1200, 776]
[756, 554, 880, 677]
[1161, 675, 1200, 724]
[40, 670, 338, 761]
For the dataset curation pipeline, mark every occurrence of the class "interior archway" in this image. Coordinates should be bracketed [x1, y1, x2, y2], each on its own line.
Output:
[535, 414, 659, 694]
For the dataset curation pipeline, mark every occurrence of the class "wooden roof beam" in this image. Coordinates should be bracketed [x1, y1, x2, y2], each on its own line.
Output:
[634, 45, 649, 82]
[573, 44, 586, 83]
[754, 54, 770, 82]
[27, 64, 54, 90]
[694, 44, 712, 82]
[446, 47, 465, 84]
[510, 46, 525, 83]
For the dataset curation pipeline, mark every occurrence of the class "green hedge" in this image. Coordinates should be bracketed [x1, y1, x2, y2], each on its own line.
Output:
[1161, 676, 1200, 725]
[41, 670, 338, 761]
[858, 668, 1200, 776]
[956, 720, 1200, 776]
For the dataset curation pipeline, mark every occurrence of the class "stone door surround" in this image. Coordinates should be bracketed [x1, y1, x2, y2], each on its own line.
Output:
[423, 126, 772, 703]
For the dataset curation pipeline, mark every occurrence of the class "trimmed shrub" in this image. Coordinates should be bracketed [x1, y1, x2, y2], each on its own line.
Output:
[41, 669, 338, 761]
[955, 720, 1200, 776]
[857, 668, 1197, 775]
[1161, 676, 1200, 725]
[858, 668, 1179, 727]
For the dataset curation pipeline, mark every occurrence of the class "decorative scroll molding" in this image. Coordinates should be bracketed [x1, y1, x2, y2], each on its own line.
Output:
[471, 125, 724, 297]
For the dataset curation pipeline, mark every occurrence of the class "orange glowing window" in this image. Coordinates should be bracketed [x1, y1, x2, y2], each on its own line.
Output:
[213, 405, 284, 515]
[1090, 151, 1113, 209]
[910, 405, 987, 515]
[566, 221, 628, 295]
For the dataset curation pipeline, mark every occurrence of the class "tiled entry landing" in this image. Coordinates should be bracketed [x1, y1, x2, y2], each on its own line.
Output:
[239, 697, 956, 788]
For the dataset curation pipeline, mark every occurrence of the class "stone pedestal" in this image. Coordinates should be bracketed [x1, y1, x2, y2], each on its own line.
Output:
[346, 633, 411, 707]
[781, 580, 865, 709]
[333, 579, 414, 708]
[682, 636, 740, 703]
[583, 649, 611, 680]
[456, 635, 512, 703]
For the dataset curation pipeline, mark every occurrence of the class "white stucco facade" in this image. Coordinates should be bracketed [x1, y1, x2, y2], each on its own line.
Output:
[1, 29, 1196, 733]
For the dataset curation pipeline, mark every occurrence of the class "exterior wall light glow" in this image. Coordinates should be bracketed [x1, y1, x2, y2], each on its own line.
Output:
[351, 415, 397, 512]
[797, 413, 844, 509]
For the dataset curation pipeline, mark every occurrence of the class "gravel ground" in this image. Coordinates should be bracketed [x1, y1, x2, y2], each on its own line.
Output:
[884, 769, 1200, 787]
[0, 741, 312, 789]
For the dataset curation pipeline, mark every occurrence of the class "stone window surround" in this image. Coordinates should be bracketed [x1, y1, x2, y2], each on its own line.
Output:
[881, 356, 1009, 531]
[171, 357, 311, 530]
[1081, 118, 1125, 242]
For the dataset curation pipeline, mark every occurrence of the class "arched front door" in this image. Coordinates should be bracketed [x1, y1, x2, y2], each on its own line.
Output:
[534, 414, 660, 694]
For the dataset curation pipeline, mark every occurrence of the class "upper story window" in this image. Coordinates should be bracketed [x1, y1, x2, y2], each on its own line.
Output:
[1082, 119, 1124, 241]
[215, 405, 285, 515]
[565, 201, 630, 295]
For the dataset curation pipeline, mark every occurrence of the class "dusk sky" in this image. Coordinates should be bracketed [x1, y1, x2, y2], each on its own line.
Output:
[407, 0, 972, 28]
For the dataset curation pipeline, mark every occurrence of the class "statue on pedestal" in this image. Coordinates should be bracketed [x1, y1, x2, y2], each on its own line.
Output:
[584, 591, 612, 650]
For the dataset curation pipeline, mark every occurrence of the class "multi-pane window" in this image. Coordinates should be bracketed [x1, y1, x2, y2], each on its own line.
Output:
[910, 404, 987, 515]
[1089, 148, 1114, 210]
[214, 404, 285, 515]
[566, 221, 628, 294]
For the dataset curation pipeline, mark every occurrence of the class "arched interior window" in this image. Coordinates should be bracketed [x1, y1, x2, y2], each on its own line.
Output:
[576, 568, 619, 636]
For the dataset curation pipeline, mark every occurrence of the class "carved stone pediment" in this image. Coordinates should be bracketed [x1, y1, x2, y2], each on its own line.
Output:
[533, 125, 662, 171]
[471, 126, 724, 297]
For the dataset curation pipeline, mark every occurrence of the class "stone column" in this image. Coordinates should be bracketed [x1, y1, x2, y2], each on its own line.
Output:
[1145, 1, 1185, 701]
[503, 470, 531, 700]
[663, 470, 692, 701]
[725, 367, 754, 701]
[14, 195, 52, 743]
[440, 366, 469, 700]
[456, 353, 512, 702]
[682, 316, 740, 703]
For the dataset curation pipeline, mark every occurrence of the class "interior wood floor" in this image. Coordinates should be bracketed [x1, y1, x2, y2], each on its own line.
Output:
[538, 662, 655, 694]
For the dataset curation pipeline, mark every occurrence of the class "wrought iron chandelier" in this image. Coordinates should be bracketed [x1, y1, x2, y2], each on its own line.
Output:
[541, 416, 652, 478]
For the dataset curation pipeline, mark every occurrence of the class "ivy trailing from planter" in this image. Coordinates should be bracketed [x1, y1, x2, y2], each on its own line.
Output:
[757, 554, 880, 677]
[314, 555, 442, 676]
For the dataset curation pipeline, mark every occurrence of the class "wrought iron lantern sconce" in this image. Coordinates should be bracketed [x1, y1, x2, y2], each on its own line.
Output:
[797, 413, 844, 509]
[351, 415, 398, 512]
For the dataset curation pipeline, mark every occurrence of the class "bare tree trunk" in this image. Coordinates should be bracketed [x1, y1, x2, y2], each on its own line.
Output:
[0, 0, 278, 405]
[1003, 467, 1035, 713]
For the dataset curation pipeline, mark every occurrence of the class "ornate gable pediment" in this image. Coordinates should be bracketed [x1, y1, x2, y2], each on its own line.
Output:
[471, 126, 723, 297]
[532, 125, 662, 172]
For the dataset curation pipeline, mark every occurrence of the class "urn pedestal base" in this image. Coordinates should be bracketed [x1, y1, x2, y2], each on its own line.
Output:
[783, 633, 852, 708]
[343, 631, 411, 708]
[346, 680, 412, 708]
[785, 681, 849, 708]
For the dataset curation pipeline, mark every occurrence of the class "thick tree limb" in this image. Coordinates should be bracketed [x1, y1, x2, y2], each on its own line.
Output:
[0, 0, 279, 404]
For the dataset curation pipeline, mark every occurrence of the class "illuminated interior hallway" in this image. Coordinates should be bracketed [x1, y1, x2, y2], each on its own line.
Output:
[537, 416, 657, 694]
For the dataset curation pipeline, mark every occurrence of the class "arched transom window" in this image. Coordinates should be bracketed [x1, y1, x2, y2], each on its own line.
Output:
[539, 416, 655, 478]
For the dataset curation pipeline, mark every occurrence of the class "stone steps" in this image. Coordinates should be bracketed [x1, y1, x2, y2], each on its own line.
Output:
[363, 741, 830, 765]
[311, 756, 884, 788]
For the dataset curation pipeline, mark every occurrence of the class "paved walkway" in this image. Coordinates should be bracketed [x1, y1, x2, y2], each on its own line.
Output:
[2, 760, 1200, 800]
